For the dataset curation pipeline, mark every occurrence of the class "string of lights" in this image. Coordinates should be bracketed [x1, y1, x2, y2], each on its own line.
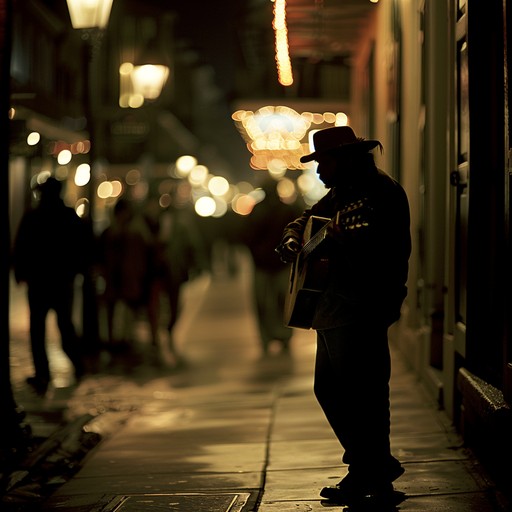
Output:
[272, 0, 293, 86]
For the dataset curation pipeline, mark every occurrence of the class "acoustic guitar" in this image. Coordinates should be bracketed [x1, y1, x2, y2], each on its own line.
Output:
[284, 199, 371, 329]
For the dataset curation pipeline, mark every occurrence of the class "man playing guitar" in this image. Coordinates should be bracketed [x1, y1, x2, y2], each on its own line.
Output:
[276, 126, 411, 506]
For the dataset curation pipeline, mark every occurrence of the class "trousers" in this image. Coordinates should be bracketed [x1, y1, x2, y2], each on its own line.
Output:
[27, 280, 83, 383]
[314, 322, 400, 482]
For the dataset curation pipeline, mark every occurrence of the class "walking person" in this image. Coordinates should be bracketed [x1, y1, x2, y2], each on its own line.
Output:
[276, 126, 411, 505]
[13, 177, 89, 395]
[97, 197, 134, 348]
[243, 178, 302, 356]
[160, 201, 207, 367]
[98, 197, 166, 363]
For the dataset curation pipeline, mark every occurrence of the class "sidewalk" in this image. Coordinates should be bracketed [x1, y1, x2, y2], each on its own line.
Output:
[6, 252, 511, 512]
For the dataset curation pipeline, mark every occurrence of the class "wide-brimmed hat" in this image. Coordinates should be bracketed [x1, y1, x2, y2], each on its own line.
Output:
[300, 126, 382, 163]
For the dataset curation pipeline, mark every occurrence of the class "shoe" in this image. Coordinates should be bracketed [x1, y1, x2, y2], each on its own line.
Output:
[320, 465, 404, 506]
[26, 376, 49, 396]
[320, 480, 395, 505]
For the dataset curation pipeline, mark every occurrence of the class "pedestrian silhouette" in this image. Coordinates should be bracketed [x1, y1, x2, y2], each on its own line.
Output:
[97, 198, 134, 348]
[139, 197, 167, 357]
[98, 197, 163, 357]
[243, 178, 302, 356]
[159, 201, 208, 367]
[276, 126, 411, 506]
[13, 177, 88, 395]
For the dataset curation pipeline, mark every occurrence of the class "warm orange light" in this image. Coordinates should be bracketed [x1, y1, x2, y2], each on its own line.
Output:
[66, 0, 113, 29]
[131, 64, 169, 100]
[273, 0, 293, 86]
[232, 106, 349, 171]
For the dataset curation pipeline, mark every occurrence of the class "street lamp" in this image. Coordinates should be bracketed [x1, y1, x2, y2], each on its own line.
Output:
[131, 64, 169, 101]
[123, 39, 170, 107]
[66, 0, 113, 218]
[66, 0, 113, 30]
[66, 0, 113, 351]
[119, 59, 169, 109]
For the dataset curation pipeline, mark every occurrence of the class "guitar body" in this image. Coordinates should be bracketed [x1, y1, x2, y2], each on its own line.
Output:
[284, 216, 330, 329]
[283, 199, 371, 329]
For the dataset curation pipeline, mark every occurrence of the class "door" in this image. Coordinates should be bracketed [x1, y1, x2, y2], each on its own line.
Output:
[451, 18, 469, 360]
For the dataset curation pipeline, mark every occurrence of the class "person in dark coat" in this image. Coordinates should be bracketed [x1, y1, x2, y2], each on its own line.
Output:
[160, 202, 208, 366]
[243, 178, 302, 356]
[276, 126, 411, 505]
[98, 197, 164, 353]
[97, 197, 134, 346]
[13, 177, 88, 395]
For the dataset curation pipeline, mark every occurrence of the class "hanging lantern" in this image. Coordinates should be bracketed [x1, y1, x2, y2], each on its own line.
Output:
[131, 64, 170, 100]
[66, 0, 114, 29]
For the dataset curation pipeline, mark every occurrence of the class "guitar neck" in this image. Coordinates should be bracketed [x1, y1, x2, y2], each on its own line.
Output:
[299, 200, 369, 259]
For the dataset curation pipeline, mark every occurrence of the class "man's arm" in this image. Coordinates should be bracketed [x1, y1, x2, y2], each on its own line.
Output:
[275, 212, 311, 263]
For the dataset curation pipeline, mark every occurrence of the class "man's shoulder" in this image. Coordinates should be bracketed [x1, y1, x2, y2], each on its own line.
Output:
[375, 167, 396, 183]
[59, 205, 85, 226]
[374, 168, 407, 193]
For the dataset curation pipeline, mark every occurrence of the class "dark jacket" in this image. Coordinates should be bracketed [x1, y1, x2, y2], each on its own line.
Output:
[13, 196, 89, 286]
[281, 167, 411, 329]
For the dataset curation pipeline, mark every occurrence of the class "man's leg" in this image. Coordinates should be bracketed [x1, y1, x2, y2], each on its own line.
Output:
[314, 323, 402, 500]
[27, 286, 51, 391]
[314, 330, 355, 457]
[55, 283, 84, 380]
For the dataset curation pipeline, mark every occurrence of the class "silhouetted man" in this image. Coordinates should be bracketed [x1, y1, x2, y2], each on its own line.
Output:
[13, 177, 87, 395]
[276, 126, 411, 506]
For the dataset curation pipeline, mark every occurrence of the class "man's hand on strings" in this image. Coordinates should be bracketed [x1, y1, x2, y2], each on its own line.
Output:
[276, 237, 301, 263]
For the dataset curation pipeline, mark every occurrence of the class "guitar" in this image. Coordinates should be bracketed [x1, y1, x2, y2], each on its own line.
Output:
[284, 199, 371, 329]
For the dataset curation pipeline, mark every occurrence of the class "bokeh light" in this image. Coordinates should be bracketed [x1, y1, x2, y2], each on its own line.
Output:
[188, 165, 209, 186]
[208, 176, 230, 196]
[57, 149, 72, 165]
[176, 155, 197, 177]
[194, 196, 216, 217]
[74, 163, 91, 187]
[27, 131, 40, 146]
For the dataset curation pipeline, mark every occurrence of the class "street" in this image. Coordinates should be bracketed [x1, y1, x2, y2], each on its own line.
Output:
[5, 250, 510, 512]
